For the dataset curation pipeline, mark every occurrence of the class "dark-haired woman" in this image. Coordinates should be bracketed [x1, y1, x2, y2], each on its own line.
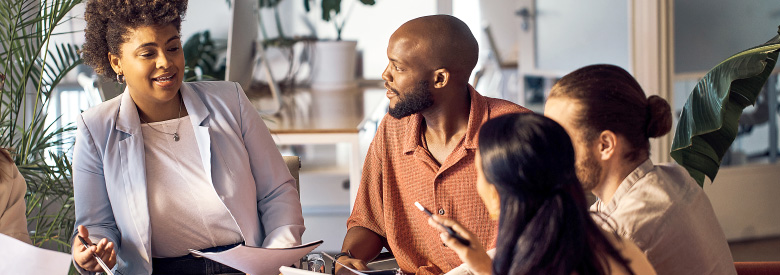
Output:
[0, 148, 31, 244]
[71, 1, 304, 274]
[430, 113, 655, 275]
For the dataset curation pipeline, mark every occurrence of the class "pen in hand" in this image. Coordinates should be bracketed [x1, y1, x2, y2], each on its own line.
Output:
[414, 201, 471, 246]
[77, 235, 115, 275]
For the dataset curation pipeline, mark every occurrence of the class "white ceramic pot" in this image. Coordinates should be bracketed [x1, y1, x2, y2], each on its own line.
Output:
[310, 40, 358, 91]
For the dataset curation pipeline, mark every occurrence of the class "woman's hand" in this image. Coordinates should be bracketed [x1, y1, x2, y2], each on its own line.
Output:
[72, 225, 117, 272]
[428, 215, 492, 275]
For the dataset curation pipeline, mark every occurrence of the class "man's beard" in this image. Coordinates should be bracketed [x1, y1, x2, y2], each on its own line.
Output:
[576, 148, 602, 192]
[388, 80, 434, 119]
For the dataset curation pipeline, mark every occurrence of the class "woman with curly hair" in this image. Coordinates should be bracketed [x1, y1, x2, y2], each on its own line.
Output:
[428, 113, 655, 275]
[71, 1, 305, 274]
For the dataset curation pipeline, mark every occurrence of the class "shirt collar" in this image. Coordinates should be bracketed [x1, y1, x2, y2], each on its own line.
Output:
[115, 82, 211, 135]
[596, 159, 654, 215]
[402, 85, 488, 153]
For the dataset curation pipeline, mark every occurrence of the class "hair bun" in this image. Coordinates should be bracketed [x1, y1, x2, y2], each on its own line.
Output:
[646, 95, 672, 138]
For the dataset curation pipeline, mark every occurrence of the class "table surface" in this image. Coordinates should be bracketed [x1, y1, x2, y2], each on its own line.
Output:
[244, 84, 388, 134]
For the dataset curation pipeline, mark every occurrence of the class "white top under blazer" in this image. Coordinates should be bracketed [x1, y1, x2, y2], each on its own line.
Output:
[72, 81, 305, 275]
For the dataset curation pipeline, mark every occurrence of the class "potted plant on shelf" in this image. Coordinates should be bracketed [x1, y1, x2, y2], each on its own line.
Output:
[304, 0, 376, 90]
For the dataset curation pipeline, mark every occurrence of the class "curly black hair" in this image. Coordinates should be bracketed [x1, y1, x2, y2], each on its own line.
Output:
[82, 0, 188, 81]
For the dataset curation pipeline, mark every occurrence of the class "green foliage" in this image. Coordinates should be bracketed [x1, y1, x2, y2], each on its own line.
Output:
[183, 30, 226, 81]
[309, 0, 375, 22]
[303, 0, 376, 40]
[0, 0, 83, 258]
[671, 26, 780, 187]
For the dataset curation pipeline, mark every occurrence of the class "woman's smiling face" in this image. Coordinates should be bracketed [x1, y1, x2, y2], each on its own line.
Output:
[109, 24, 184, 107]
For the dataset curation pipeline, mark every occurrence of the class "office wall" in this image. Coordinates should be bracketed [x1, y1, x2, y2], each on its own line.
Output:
[674, 0, 780, 74]
[479, 0, 521, 65]
[181, 0, 231, 41]
[705, 163, 780, 241]
[534, 0, 630, 73]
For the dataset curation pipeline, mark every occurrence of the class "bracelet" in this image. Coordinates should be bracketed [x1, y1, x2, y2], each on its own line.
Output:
[332, 250, 354, 274]
[333, 250, 353, 261]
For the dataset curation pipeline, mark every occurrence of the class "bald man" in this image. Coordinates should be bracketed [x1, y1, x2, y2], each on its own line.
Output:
[336, 15, 530, 275]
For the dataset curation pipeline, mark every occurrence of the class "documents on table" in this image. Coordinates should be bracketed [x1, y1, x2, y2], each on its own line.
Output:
[0, 233, 72, 274]
[190, 240, 323, 275]
[279, 265, 323, 275]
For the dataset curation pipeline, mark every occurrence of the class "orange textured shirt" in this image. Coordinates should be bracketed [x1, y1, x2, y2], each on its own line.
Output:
[347, 86, 530, 274]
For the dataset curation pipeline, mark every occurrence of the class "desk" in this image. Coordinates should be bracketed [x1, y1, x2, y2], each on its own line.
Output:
[244, 84, 388, 211]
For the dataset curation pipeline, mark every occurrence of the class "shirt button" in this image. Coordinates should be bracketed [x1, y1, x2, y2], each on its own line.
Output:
[438, 209, 445, 215]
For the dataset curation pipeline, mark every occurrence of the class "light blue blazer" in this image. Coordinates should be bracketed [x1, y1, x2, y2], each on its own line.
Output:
[72, 81, 305, 274]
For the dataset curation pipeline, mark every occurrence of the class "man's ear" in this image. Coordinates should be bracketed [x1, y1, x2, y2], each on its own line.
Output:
[432, 68, 450, 89]
[598, 130, 618, 161]
[108, 52, 122, 75]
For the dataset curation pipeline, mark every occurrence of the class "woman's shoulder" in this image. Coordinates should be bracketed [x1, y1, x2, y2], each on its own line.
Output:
[183, 81, 240, 95]
[182, 81, 245, 107]
[80, 93, 123, 126]
[602, 229, 657, 275]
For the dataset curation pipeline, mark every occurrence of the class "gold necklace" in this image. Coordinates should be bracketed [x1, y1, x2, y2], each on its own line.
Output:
[140, 96, 183, 142]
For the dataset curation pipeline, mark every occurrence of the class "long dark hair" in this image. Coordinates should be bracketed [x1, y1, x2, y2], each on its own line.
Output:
[478, 113, 633, 275]
[548, 64, 672, 162]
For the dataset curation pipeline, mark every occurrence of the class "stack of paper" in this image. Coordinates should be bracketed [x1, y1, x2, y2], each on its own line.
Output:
[190, 240, 323, 275]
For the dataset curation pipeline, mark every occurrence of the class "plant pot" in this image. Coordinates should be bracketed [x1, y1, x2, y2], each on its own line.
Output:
[310, 40, 358, 90]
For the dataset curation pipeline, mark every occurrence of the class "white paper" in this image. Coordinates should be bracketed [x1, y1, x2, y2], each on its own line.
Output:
[279, 265, 323, 275]
[190, 240, 323, 275]
[0, 233, 72, 274]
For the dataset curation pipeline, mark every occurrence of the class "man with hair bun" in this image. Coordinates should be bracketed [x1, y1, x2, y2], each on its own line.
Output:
[544, 64, 736, 275]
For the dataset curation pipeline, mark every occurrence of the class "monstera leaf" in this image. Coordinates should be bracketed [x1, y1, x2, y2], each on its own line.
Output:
[671, 26, 780, 187]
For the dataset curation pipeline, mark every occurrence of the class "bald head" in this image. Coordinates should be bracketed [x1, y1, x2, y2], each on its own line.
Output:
[390, 15, 478, 83]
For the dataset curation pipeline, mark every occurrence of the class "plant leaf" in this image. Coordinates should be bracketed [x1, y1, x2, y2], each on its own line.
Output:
[671, 26, 780, 187]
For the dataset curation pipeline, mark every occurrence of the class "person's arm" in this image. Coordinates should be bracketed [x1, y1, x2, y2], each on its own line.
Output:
[71, 114, 119, 274]
[334, 226, 385, 273]
[429, 215, 492, 275]
[235, 83, 305, 247]
[336, 116, 391, 274]
[0, 159, 32, 244]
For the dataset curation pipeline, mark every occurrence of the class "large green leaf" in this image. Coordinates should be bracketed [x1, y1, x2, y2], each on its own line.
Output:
[671, 26, 780, 187]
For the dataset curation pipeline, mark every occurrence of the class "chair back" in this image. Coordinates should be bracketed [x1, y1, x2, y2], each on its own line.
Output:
[735, 262, 780, 275]
[282, 156, 301, 196]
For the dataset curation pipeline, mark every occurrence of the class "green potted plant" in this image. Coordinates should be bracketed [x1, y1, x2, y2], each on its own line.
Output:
[304, 0, 376, 90]
[1, 0, 83, 264]
[671, 25, 780, 186]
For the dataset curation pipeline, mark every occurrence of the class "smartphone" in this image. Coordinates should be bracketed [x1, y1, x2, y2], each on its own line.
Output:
[414, 201, 471, 246]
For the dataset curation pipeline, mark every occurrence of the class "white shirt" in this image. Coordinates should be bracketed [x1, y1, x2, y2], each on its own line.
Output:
[142, 115, 243, 257]
[591, 160, 736, 275]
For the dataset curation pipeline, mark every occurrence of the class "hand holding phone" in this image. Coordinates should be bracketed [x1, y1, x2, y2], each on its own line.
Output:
[414, 201, 471, 246]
